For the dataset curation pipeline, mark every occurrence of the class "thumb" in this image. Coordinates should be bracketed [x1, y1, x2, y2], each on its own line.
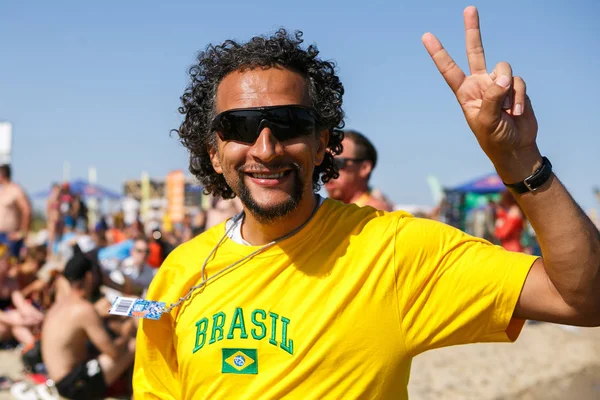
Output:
[478, 75, 511, 129]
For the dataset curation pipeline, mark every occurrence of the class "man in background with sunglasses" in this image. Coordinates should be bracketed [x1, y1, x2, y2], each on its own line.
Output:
[325, 130, 394, 211]
[134, 7, 600, 400]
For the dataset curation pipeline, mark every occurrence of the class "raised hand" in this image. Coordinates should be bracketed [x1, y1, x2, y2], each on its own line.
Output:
[422, 6, 539, 163]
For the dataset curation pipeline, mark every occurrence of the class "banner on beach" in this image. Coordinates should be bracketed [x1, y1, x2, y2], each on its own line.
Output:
[0, 122, 12, 165]
[166, 170, 185, 224]
[140, 171, 151, 222]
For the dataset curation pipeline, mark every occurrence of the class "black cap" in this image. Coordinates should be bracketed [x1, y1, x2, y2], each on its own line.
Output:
[63, 245, 94, 282]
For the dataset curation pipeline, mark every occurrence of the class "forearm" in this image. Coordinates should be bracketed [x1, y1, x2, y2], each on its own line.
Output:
[12, 290, 42, 318]
[11, 291, 28, 312]
[101, 271, 127, 293]
[114, 335, 129, 355]
[21, 280, 44, 299]
[20, 209, 31, 234]
[124, 278, 144, 296]
[494, 147, 600, 310]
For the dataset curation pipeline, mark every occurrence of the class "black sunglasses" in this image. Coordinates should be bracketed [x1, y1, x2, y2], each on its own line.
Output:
[211, 105, 319, 144]
[334, 157, 366, 170]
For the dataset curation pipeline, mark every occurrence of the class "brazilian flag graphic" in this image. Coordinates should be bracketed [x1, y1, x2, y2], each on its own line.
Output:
[222, 349, 258, 374]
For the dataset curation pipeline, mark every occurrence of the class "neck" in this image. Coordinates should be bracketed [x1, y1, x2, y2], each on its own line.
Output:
[241, 193, 318, 246]
[347, 184, 370, 204]
[68, 287, 88, 301]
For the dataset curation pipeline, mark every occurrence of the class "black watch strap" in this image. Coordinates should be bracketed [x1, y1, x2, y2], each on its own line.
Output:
[503, 157, 553, 194]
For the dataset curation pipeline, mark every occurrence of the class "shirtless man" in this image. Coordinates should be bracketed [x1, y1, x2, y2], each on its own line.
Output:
[325, 131, 394, 210]
[45, 183, 61, 250]
[41, 250, 135, 400]
[0, 165, 31, 258]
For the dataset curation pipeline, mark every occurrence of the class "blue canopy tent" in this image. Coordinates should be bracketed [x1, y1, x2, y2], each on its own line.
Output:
[451, 173, 506, 194]
[442, 173, 505, 232]
[31, 178, 121, 200]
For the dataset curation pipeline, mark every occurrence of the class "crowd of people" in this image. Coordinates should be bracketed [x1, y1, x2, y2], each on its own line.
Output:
[0, 166, 248, 398]
[0, 131, 542, 400]
[131, 9, 600, 398]
[0, 124, 546, 399]
[0, 7, 596, 398]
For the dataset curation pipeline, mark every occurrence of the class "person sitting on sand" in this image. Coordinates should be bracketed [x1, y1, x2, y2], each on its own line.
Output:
[0, 244, 44, 348]
[41, 249, 136, 400]
[9, 245, 47, 291]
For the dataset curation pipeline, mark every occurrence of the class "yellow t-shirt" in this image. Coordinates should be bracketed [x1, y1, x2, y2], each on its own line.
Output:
[133, 199, 536, 400]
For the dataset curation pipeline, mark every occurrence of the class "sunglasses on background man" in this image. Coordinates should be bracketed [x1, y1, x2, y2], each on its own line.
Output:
[333, 157, 366, 170]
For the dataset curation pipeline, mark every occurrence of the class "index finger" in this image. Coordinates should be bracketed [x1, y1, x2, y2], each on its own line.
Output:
[464, 6, 487, 75]
[422, 32, 466, 94]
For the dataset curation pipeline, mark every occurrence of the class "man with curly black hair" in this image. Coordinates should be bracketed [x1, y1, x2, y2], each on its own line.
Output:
[176, 29, 344, 204]
[134, 7, 600, 399]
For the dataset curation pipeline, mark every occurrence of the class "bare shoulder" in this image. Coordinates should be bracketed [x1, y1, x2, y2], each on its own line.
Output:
[10, 184, 28, 201]
[1, 183, 19, 198]
[70, 298, 99, 322]
[7, 183, 23, 193]
[365, 197, 392, 211]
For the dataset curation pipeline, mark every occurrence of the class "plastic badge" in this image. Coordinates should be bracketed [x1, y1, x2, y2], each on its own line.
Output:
[108, 296, 165, 320]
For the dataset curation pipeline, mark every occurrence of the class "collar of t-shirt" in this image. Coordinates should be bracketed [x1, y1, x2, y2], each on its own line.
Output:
[226, 195, 325, 246]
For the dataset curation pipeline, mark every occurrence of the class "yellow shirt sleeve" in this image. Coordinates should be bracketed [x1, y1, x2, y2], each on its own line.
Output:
[133, 255, 183, 399]
[393, 215, 537, 357]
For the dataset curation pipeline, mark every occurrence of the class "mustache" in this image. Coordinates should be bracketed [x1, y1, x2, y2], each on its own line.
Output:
[236, 162, 301, 173]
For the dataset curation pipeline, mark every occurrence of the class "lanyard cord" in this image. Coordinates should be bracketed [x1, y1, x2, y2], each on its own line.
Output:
[162, 197, 322, 314]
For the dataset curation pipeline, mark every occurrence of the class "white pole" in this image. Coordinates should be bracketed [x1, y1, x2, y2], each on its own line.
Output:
[89, 166, 97, 184]
[88, 166, 98, 228]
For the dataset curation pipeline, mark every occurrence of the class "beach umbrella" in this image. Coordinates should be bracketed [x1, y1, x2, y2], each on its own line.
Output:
[451, 173, 505, 194]
[30, 178, 121, 200]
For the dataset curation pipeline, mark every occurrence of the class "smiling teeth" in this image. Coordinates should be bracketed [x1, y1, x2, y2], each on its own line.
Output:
[252, 172, 285, 179]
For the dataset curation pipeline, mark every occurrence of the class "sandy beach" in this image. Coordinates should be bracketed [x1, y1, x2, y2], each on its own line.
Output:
[0, 322, 598, 399]
[408, 323, 600, 399]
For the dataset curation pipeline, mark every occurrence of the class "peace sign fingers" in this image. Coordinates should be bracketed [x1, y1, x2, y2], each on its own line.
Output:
[464, 6, 487, 75]
[422, 6, 539, 160]
[422, 32, 466, 94]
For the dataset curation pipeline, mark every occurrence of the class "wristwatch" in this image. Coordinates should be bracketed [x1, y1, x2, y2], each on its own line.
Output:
[503, 157, 553, 194]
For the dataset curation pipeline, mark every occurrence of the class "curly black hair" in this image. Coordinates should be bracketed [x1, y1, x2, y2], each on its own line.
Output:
[175, 29, 345, 199]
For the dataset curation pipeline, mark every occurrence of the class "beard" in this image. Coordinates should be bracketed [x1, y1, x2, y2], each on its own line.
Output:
[234, 163, 306, 224]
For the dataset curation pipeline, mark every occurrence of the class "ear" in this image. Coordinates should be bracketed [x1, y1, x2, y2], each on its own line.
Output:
[208, 143, 223, 174]
[314, 129, 330, 166]
[358, 161, 373, 179]
[84, 271, 93, 286]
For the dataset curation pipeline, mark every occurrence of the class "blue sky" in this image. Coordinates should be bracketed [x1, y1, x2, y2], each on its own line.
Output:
[1, 0, 599, 211]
